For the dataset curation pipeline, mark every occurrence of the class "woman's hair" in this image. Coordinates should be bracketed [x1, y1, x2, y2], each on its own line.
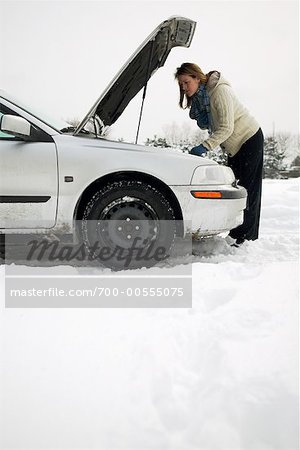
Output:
[174, 62, 208, 108]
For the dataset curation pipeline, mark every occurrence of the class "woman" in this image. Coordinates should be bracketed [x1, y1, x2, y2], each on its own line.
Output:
[175, 62, 264, 246]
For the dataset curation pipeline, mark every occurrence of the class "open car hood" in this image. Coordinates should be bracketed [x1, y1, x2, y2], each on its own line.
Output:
[74, 16, 196, 135]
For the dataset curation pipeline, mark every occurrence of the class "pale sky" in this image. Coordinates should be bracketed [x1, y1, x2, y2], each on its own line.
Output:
[1, 0, 299, 144]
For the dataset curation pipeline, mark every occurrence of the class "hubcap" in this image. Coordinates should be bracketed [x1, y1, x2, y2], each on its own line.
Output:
[97, 197, 159, 249]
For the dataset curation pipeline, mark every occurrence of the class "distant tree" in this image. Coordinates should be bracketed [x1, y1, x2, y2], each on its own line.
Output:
[276, 132, 291, 156]
[145, 135, 171, 148]
[162, 121, 208, 149]
[205, 147, 227, 165]
[65, 117, 80, 127]
[291, 155, 300, 167]
[276, 132, 300, 166]
[145, 122, 229, 165]
[263, 136, 287, 178]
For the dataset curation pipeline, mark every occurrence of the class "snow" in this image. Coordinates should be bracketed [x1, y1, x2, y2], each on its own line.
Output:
[0, 179, 299, 449]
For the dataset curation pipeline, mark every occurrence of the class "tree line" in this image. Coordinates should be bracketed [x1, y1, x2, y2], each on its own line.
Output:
[67, 117, 299, 179]
[144, 123, 300, 179]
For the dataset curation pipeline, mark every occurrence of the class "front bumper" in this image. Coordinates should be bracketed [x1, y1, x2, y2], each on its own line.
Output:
[171, 184, 247, 236]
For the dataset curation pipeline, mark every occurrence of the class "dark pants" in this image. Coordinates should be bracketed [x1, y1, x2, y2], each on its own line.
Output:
[228, 128, 264, 241]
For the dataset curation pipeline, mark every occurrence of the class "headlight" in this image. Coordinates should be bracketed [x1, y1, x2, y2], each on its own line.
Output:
[191, 165, 235, 185]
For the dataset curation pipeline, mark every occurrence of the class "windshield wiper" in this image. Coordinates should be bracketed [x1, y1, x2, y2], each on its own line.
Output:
[60, 126, 76, 133]
[60, 125, 92, 135]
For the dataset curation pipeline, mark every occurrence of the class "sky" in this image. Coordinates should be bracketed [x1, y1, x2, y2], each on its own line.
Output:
[0, 0, 299, 144]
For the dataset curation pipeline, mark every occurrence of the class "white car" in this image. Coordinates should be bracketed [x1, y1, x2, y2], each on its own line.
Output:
[0, 17, 246, 269]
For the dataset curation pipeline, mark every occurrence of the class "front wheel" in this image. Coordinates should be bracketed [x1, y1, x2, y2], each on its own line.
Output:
[81, 180, 176, 270]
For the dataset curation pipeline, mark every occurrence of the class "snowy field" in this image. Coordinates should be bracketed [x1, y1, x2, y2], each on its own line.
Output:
[0, 178, 299, 450]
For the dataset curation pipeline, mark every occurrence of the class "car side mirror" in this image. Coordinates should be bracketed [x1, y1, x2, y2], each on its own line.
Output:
[0, 114, 31, 140]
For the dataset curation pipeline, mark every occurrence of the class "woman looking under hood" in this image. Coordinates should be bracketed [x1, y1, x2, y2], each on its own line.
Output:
[175, 62, 264, 246]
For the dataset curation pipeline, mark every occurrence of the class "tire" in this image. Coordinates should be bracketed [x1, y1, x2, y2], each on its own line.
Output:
[81, 180, 176, 270]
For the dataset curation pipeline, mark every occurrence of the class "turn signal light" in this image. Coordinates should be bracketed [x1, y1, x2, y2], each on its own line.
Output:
[191, 191, 222, 199]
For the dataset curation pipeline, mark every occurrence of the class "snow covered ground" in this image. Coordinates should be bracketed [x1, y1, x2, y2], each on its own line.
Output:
[0, 178, 299, 450]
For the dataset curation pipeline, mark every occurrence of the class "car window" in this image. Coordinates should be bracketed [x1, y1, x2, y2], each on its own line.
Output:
[0, 103, 53, 143]
[0, 92, 69, 132]
[0, 104, 18, 139]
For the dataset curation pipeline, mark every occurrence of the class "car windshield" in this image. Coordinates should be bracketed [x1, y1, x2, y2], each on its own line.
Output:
[0, 90, 70, 132]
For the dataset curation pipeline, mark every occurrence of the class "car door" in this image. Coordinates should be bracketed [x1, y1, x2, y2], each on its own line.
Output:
[0, 102, 58, 229]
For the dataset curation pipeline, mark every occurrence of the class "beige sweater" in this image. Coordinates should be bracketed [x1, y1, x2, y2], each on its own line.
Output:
[202, 72, 260, 157]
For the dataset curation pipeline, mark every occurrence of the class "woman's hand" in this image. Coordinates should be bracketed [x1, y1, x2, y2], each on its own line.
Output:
[190, 144, 207, 157]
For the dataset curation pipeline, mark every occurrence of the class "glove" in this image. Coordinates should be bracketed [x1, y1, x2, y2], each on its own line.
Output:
[190, 144, 207, 157]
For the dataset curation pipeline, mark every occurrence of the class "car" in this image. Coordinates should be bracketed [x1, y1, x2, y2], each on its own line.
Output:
[0, 16, 247, 270]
